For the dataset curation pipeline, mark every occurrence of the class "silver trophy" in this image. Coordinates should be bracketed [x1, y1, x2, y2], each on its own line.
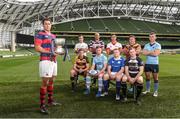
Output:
[54, 38, 66, 55]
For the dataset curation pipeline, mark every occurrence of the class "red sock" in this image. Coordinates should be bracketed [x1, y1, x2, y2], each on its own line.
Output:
[47, 85, 53, 103]
[40, 87, 47, 107]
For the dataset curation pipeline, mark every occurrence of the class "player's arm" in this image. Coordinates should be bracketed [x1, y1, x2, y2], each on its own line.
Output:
[148, 49, 161, 56]
[117, 67, 124, 75]
[35, 45, 51, 54]
[73, 64, 79, 72]
[134, 66, 144, 81]
[90, 64, 95, 70]
[99, 63, 107, 74]
[125, 66, 131, 79]
[83, 63, 90, 72]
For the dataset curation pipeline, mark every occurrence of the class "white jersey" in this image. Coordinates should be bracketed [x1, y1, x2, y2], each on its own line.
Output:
[74, 42, 88, 55]
[106, 42, 122, 51]
[75, 42, 88, 50]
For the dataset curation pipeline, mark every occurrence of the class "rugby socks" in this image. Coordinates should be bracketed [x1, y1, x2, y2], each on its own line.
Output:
[136, 83, 143, 100]
[116, 81, 121, 95]
[86, 76, 91, 90]
[47, 85, 53, 103]
[146, 79, 151, 91]
[121, 82, 127, 98]
[98, 78, 103, 92]
[103, 80, 109, 92]
[154, 80, 159, 92]
[70, 77, 75, 90]
[40, 87, 47, 107]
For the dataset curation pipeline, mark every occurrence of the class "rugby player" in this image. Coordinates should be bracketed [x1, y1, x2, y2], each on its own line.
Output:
[34, 17, 60, 114]
[70, 49, 90, 92]
[103, 49, 125, 101]
[84, 47, 107, 97]
[142, 32, 161, 97]
[122, 48, 144, 105]
[106, 34, 122, 59]
[88, 33, 105, 85]
[74, 34, 88, 56]
[123, 35, 141, 59]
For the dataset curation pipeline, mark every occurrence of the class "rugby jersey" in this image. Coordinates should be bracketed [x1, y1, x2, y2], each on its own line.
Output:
[125, 57, 144, 77]
[74, 55, 89, 70]
[34, 30, 56, 62]
[88, 39, 105, 57]
[108, 56, 125, 72]
[123, 43, 141, 59]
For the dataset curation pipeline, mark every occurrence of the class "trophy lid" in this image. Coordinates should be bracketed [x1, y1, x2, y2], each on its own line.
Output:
[55, 38, 66, 46]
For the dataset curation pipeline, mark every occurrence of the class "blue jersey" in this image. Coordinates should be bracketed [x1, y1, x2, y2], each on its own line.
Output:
[144, 42, 161, 64]
[93, 54, 107, 71]
[108, 56, 125, 72]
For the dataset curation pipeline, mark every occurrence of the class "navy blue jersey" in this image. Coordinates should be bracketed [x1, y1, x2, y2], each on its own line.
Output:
[108, 56, 125, 72]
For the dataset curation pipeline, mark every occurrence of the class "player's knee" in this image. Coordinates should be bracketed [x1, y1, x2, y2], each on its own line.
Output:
[70, 69, 77, 77]
[116, 75, 122, 81]
[122, 75, 127, 82]
[42, 79, 49, 87]
[137, 76, 143, 84]
[98, 73, 103, 78]
[103, 74, 109, 80]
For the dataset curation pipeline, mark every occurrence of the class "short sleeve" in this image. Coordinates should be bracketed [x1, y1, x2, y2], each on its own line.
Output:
[106, 43, 111, 49]
[34, 34, 43, 46]
[104, 55, 107, 63]
[156, 43, 161, 50]
[143, 44, 148, 50]
[92, 57, 96, 65]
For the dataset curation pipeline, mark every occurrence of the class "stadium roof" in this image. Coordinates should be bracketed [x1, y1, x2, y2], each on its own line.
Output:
[0, 0, 180, 31]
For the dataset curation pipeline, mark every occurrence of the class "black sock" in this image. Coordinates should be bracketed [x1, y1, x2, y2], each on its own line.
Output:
[70, 77, 75, 90]
[121, 82, 127, 98]
[136, 83, 143, 100]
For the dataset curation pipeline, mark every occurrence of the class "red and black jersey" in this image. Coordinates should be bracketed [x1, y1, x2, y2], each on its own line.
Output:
[74, 56, 89, 70]
[34, 30, 56, 62]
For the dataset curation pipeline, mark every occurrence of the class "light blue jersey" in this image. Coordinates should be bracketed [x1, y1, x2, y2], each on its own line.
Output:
[144, 42, 161, 64]
[93, 54, 107, 71]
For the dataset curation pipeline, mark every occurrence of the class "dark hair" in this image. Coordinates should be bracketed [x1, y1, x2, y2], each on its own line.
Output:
[42, 17, 52, 25]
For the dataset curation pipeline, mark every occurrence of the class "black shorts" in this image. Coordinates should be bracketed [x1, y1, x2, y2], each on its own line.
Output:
[144, 64, 159, 73]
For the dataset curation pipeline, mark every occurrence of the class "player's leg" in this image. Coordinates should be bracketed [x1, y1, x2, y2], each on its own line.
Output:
[39, 61, 53, 114]
[40, 78, 49, 114]
[135, 76, 143, 105]
[84, 73, 91, 94]
[70, 69, 78, 91]
[103, 73, 109, 95]
[96, 72, 104, 97]
[121, 75, 128, 101]
[143, 64, 151, 94]
[48, 62, 61, 106]
[152, 71, 159, 97]
[115, 74, 123, 101]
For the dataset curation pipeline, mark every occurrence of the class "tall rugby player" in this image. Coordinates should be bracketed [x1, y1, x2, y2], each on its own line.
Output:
[34, 18, 60, 114]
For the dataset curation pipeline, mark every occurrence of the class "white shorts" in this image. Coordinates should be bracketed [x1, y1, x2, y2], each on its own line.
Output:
[39, 60, 57, 78]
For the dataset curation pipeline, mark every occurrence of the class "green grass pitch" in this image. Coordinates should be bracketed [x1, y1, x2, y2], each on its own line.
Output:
[0, 54, 180, 118]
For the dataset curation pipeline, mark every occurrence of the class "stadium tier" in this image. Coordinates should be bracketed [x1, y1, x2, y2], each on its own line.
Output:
[53, 18, 180, 34]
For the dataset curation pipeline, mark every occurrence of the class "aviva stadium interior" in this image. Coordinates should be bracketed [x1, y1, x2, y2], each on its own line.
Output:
[0, 0, 180, 52]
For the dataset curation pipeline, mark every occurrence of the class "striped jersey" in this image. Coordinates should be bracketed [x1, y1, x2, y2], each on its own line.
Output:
[125, 57, 144, 77]
[34, 30, 56, 62]
[74, 55, 89, 70]
[88, 40, 105, 57]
